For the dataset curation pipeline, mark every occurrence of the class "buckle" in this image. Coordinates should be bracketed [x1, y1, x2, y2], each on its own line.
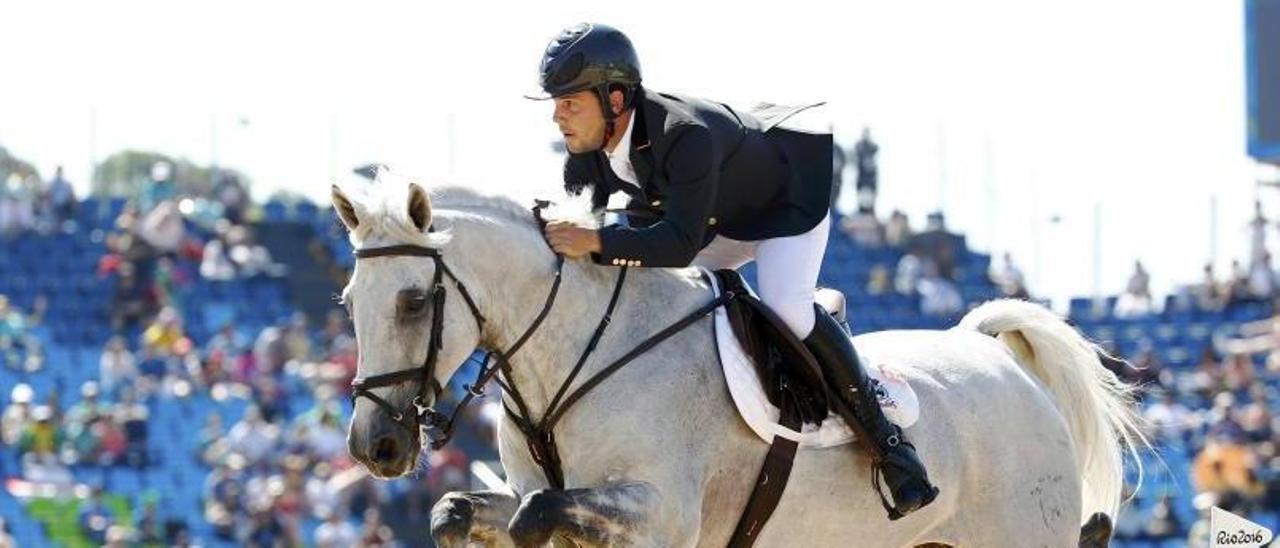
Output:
[886, 433, 900, 447]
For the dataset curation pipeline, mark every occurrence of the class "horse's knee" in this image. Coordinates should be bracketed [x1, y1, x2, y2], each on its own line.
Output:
[431, 492, 480, 547]
[508, 489, 566, 547]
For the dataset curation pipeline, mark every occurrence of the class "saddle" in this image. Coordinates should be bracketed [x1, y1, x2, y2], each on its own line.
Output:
[713, 269, 842, 427]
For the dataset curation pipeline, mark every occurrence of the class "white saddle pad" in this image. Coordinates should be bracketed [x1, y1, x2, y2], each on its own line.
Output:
[703, 269, 920, 448]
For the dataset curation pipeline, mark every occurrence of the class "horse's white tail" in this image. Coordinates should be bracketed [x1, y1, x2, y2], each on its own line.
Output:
[959, 299, 1149, 523]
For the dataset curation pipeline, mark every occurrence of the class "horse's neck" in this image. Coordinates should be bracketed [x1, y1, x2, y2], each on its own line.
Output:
[449, 212, 708, 415]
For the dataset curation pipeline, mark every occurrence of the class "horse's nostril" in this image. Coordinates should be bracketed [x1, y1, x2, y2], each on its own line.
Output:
[373, 436, 399, 464]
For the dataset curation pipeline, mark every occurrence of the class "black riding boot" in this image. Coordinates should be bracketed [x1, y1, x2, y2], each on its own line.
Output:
[803, 306, 940, 520]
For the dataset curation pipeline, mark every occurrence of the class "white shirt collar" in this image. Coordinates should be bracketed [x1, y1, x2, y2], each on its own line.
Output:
[604, 111, 635, 160]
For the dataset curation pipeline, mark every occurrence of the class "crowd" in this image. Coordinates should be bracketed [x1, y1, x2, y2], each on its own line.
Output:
[0, 154, 472, 546]
[0, 164, 78, 237]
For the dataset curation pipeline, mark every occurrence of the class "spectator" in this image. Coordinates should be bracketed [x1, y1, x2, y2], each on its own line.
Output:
[226, 225, 277, 278]
[19, 406, 70, 484]
[1143, 390, 1193, 446]
[991, 252, 1029, 299]
[1195, 263, 1227, 312]
[853, 127, 879, 214]
[245, 505, 292, 547]
[153, 256, 189, 311]
[100, 337, 138, 398]
[253, 324, 290, 376]
[283, 312, 313, 363]
[0, 517, 14, 548]
[142, 307, 185, 357]
[320, 310, 354, 358]
[109, 264, 153, 331]
[906, 212, 962, 280]
[212, 173, 249, 225]
[884, 209, 912, 248]
[0, 295, 33, 357]
[1248, 251, 1279, 300]
[94, 414, 127, 466]
[917, 261, 964, 317]
[206, 323, 246, 361]
[1188, 347, 1225, 398]
[0, 173, 35, 236]
[79, 488, 116, 545]
[1248, 199, 1268, 273]
[1, 384, 32, 448]
[1143, 494, 1184, 541]
[1115, 260, 1154, 318]
[116, 389, 149, 467]
[866, 264, 892, 296]
[314, 509, 358, 548]
[46, 166, 77, 227]
[138, 199, 185, 255]
[839, 211, 884, 248]
[203, 456, 246, 540]
[65, 381, 106, 431]
[200, 220, 238, 281]
[1227, 258, 1251, 303]
[226, 405, 279, 463]
[293, 403, 345, 462]
[305, 462, 340, 520]
[103, 525, 132, 548]
[359, 508, 396, 547]
[140, 161, 175, 214]
[894, 254, 922, 296]
[429, 445, 471, 495]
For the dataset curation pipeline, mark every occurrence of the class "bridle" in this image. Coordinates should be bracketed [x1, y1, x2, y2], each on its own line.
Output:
[348, 201, 736, 490]
[349, 202, 565, 449]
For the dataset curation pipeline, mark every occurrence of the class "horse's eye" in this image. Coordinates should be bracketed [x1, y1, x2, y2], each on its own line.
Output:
[404, 294, 428, 316]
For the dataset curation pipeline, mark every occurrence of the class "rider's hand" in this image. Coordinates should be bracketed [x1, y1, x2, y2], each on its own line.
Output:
[544, 221, 602, 259]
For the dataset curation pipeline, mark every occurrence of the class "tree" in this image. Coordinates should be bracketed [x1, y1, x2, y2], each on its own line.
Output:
[92, 150, 250, 198]
[0, 145, 42, 185]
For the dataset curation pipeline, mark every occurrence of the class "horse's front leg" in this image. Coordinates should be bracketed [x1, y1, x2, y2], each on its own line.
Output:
[508, 481, 680, 548]
[431, 489, 521, 547]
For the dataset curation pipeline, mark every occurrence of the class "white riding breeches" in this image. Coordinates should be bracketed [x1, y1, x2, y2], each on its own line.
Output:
[692, 215, 831, 339]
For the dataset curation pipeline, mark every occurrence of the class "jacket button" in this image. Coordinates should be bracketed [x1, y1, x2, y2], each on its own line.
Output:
[612, 259, 622, 266]
[708, 217, 718, 226]
[651, 200, 662, 207]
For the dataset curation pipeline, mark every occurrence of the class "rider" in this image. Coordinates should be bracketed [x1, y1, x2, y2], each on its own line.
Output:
[529, 22, 939, 520]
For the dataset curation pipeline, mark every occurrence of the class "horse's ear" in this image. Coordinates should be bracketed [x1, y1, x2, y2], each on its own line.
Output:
[407, 182, 431, 232]
[331, 184, 360, 232]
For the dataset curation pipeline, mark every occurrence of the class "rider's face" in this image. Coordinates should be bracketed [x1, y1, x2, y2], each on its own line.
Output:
[552, 91, 605, 154]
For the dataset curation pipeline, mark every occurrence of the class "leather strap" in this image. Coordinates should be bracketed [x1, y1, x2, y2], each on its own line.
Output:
[728, 401, 801, 547]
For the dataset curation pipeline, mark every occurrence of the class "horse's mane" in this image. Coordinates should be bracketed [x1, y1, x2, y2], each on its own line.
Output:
[337, 172, 704, 288]
[336, 172, 597, 249]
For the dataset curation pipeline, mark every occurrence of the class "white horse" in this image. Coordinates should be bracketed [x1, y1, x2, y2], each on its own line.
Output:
[335, 178, 1146, 547]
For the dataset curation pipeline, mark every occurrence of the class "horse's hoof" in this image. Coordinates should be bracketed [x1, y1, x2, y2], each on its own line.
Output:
[1078, 512, 1113, 548]
[432, 492, 479, 547]
[509, 489, 566, 548]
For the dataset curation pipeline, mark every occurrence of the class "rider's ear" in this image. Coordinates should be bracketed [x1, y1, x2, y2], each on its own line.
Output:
[332, 184, 360, 232]
[610, 89, 626, 116]
[407, 182, 432, 233]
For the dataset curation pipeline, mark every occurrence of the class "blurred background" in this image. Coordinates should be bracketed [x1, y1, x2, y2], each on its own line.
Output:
[0, 0, 1278, 546]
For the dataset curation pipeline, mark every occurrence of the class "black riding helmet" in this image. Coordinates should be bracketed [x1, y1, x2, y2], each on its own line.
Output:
[527, 23, 642, 143]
